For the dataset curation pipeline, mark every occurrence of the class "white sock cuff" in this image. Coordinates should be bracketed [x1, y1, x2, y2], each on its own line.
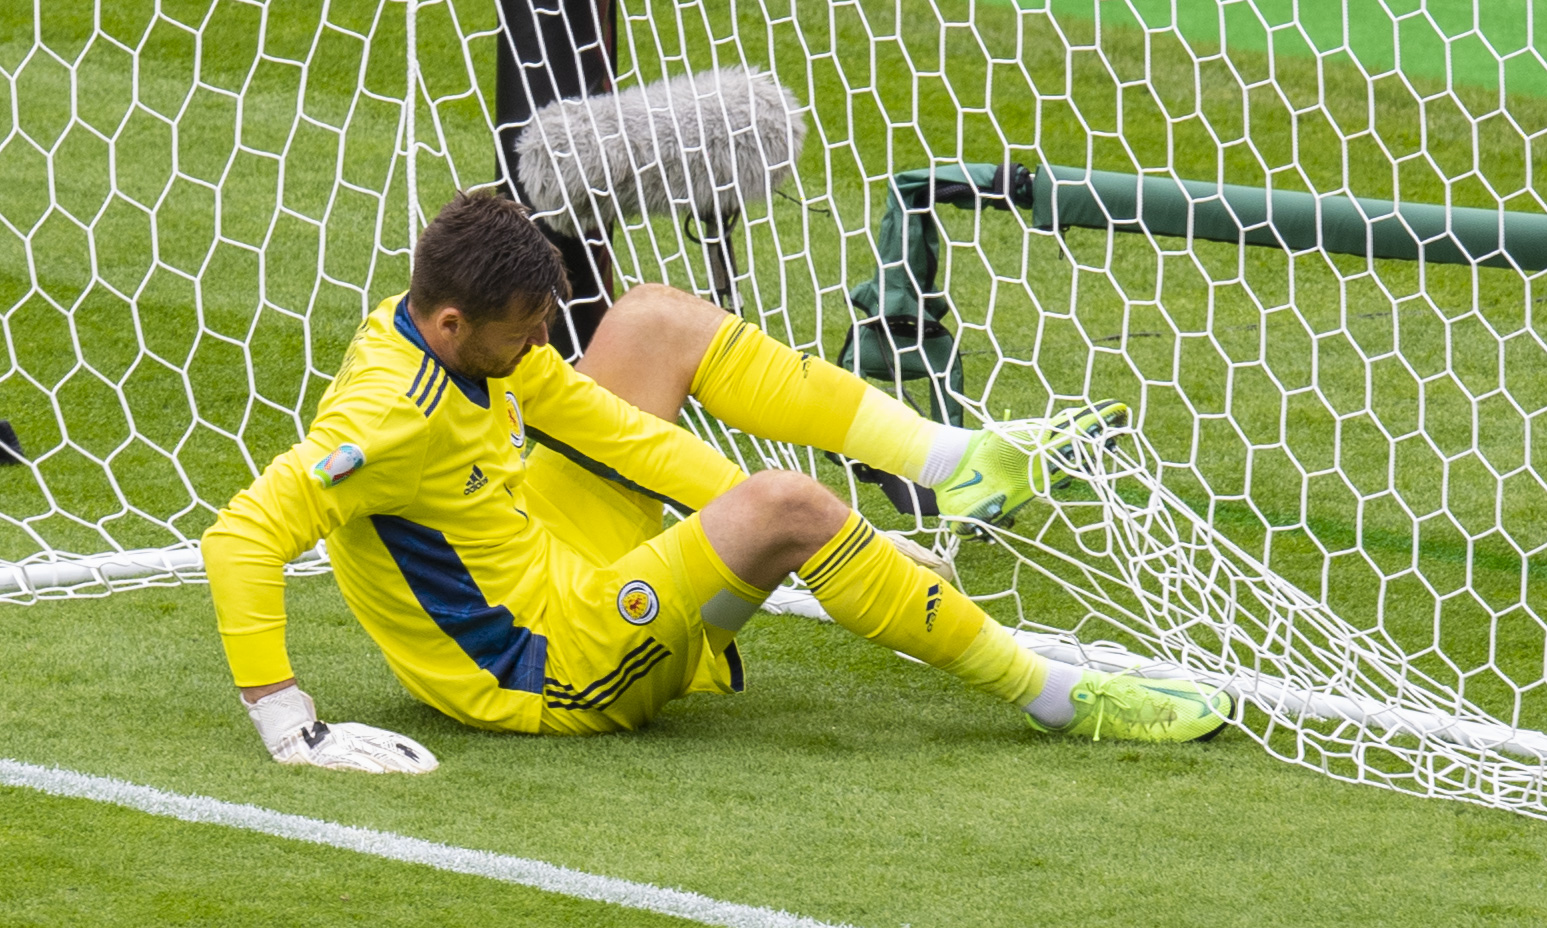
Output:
[1024, 659, 1082, 729]
[918, 426, 974, 487]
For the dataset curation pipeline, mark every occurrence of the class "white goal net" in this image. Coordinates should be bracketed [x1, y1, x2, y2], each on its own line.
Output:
[4, 0, 1547, 816]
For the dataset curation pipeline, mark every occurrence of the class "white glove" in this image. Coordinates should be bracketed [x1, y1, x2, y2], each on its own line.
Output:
[243, 686, 438, 774]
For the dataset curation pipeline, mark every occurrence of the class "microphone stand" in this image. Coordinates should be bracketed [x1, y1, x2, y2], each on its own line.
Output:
[495, 0, 618, 360]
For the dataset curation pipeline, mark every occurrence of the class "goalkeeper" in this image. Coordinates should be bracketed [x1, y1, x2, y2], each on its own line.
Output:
[205, 191, 1232, 773]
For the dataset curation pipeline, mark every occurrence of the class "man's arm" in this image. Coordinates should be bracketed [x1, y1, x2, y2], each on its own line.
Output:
[203, 455, 320, 693]
[516, 344, 746, 511]
[203, 387, 437, 773]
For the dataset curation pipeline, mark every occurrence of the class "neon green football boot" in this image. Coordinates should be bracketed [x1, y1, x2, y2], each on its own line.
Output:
[1027, 671, 1234, 743]
[935, 399, 1129, 537]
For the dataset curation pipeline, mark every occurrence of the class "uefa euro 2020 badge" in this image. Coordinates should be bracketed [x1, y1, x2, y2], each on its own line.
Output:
[311, 443, 365, 489]
[617, 580, 659, 625]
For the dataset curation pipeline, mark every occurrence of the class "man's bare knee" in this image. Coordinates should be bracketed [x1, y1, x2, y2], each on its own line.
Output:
[577, 284, 728, 418]
[749, 471, 849, 573]
[611, 281, 685, 310]
[740, 470, 849, 552]
[604, 284, 725, 340]
[700, 470, 850, 590]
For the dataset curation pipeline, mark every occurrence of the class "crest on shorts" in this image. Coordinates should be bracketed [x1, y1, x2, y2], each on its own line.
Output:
[311, 443, 365, 488]
[505, 391, 525, 449]
[617, 580, 659, 625]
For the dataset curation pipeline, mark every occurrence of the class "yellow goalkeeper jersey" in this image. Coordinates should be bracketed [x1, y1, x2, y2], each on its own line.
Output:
[204, 294, 743, 732]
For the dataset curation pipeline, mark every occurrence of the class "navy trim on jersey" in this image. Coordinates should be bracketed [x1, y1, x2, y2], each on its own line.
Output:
[423, 369, 451, 416]
[543, 638, 673, 711]
[414, 364, 440, 405]
[404, 355, 451, 418]
[393, 296, 491, 409]
[725, 641, 745, 693]
[526, 426, 694, 514]
[371, 514, 546, 693]
[407, 355, 431, 398]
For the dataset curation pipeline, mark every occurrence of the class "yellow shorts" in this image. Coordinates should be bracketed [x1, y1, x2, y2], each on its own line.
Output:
[522, 445, 745, 735]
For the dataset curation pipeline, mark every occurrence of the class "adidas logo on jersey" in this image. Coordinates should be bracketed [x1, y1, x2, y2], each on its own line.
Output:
[463, 464, 488, 495]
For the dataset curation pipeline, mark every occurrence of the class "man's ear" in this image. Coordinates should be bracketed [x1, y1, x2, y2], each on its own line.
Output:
[434, 305, 467, 337]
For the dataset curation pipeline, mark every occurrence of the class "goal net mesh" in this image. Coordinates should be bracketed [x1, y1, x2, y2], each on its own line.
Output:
[4, 0, 1547, 815]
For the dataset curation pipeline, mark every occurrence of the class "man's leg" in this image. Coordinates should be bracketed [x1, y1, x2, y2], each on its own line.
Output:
[578, 284, 1130, 536]
[693, 470, 1231, 742]
[694, 469, 1045, 703]
[576, 284, 970, 485]
[577, 285, 1230, 741]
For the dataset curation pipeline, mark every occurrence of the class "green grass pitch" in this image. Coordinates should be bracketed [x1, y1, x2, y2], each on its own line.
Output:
[3, 0, 1547, 925]
[6, 577, 1547, 927]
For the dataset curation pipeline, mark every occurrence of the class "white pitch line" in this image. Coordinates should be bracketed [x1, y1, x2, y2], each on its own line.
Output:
[0, 758, 850, 928]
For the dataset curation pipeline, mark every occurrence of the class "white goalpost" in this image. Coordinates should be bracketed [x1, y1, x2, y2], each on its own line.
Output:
[4, 0, 1547, 816]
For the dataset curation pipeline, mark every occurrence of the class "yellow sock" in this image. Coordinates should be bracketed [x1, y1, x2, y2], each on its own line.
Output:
[940, 617, 1050, 706]
[797, 511, 982, 667]
[841, 387, 945, 485]
[691, 316, 941, 482]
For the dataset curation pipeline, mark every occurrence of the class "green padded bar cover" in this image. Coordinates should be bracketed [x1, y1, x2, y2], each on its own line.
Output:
[1031, 164, 1547, 271]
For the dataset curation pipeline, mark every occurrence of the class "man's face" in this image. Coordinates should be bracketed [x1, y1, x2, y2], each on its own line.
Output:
[449, 299, 554, 381]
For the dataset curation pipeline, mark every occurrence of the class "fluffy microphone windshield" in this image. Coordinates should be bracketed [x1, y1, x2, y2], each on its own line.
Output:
[515, 67, 806, 236]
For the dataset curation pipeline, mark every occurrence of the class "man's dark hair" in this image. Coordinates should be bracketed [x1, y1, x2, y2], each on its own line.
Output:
[410, 191, 570, 325]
